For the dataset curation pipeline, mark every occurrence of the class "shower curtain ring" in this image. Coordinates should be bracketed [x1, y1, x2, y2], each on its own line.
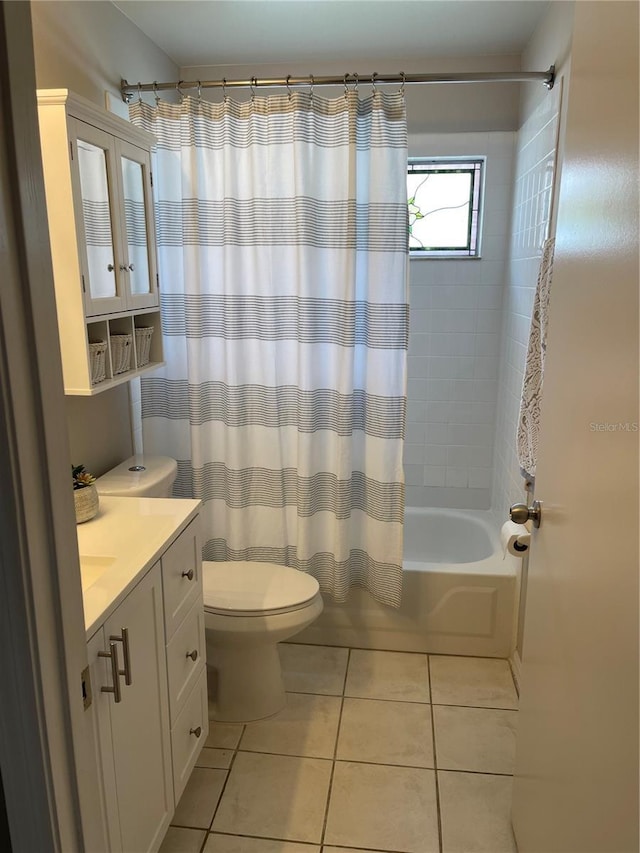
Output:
[250, 76, 257, 101]
[371, 72, 378, 95]
[344, 73, 349, 100]
[137, 82, 143, 103]
[222, 77, 228, 103]
[176, 80, 185, 101]
[400, 71, 406, 96]
[197, 80, 202, 101]
[153, 81, 160, 106]
[308, 74, 314, 101]
[353, 72, 359, 94]
[286, 74, 292, 101]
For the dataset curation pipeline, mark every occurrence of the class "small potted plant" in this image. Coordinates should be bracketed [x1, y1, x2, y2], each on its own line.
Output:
[72, 464, 99, 523]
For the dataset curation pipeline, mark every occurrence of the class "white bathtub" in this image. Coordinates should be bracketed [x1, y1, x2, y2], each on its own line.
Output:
[296, 507, 520, 658]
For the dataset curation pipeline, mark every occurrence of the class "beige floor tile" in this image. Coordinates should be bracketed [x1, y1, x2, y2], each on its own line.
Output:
[324, 761, 439, 852]
[196, 747, 234, 770]
[240, 692, 341, 758]
[205, 721, 244, 749]
[279, 644, 349, 695]
[172, 767, 228, 829]
[434, 705, 518, 774]
[323, 849, 381, 853]
[439, 770, 517, 853]
[212, 751, 332, 843]
[345, 649, 430, 703]
[430, 656, 518, 709]
[160, 826, 207, 852]
[337, 697, 434, 767]
[204, 834, 319, 852]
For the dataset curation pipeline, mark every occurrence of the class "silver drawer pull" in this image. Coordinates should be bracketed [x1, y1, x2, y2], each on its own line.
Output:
[98, 642, 122, 703]
[181, 569, 194, 581]
[186, 649, 198, 662]
[110, 627, 132, 685]
[189, 726, 202, 738]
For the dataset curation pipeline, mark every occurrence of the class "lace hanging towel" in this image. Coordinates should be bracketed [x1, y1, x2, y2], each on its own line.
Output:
[517, 237, 556, 480]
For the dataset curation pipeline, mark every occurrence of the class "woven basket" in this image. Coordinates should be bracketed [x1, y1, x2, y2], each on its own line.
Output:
[110, 333, 133, 375]
[89, 340, 107, 384]
[134, 326, 154, 367]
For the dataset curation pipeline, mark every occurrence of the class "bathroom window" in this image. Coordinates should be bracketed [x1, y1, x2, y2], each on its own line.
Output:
[407, 157, 484, 257]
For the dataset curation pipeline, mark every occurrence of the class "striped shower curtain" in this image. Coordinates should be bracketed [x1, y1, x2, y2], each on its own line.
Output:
[130, 90, 408, 606]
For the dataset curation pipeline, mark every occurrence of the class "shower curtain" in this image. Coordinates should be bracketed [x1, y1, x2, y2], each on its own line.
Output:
[130, 89, 408, 606]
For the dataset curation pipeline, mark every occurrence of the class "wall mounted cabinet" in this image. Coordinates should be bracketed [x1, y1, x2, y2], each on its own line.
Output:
[37, 89, 164, 395]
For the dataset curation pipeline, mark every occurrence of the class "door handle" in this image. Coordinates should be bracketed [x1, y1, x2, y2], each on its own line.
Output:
[186, 649, 198, 662]
[510, 500, 542, 528]
[98, 642, 122, 703]
[190, 726, 202, 738]
[110, 627, 132, 685]
[182, 568, 194, 581]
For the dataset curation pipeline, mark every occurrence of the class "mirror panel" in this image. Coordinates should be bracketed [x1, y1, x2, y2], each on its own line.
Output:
[121, 157, 151, 296]
[77, 139, 117, 299]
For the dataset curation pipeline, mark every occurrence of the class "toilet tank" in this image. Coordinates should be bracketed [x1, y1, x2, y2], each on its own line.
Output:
[95, 455, 178, 498]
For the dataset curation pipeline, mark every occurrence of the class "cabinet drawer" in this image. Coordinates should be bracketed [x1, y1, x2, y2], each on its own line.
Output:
[162, 519, 201, 641]
[171, 669, 209, 805]
[166, 597, 205, 723]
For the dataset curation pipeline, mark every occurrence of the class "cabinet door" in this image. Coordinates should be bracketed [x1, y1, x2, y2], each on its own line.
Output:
[86, 628, 121, 852]
[115, 138, 160, 310]
[69, 118, 128, 316]
[103, 564, 174, 853]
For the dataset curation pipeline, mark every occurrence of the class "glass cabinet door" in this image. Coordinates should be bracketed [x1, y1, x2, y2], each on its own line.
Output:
[116, 139, 159, 310]
[70, 119, 127, 316]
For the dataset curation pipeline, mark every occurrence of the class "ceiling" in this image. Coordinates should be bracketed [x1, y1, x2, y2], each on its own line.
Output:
[112, 0, 550, 69]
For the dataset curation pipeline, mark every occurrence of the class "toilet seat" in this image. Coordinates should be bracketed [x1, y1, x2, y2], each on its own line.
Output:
[203, 560, 320, 617]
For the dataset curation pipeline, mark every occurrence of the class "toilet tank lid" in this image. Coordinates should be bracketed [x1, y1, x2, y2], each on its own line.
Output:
[95, 455, 177, 496]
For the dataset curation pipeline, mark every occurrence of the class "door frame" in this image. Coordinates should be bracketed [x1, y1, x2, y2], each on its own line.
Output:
[0, 3, 102, 850]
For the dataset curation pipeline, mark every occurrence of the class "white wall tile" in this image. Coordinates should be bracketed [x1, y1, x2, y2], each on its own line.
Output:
[404, 130, 515, 510]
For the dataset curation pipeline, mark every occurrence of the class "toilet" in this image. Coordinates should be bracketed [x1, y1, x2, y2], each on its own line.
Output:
[96, 454, 323, 722]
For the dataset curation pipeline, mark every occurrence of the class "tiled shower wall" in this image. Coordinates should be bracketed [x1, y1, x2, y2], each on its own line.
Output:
[404, 132, 515, 509]
[491, 87, 561, 522]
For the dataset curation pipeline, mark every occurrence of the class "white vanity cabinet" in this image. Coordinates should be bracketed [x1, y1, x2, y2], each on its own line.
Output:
[37, 89, 164, 395]
[88, 564, 173, 853]
[85, 511, 207, 853]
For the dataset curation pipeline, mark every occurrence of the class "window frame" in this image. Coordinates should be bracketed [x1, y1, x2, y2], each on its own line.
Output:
[407, 156, 486, 259]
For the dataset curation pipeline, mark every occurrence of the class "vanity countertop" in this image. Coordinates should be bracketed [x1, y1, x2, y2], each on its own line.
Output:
[78, 495, 201, 638]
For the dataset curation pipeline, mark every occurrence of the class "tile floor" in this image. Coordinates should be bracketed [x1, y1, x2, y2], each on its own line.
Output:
[161, 644, 519, 853]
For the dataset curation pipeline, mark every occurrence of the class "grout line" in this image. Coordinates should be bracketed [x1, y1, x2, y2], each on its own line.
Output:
[319, 647, 350, 847]
[427, 654, 444, 853]
[199, 718, 246, 846]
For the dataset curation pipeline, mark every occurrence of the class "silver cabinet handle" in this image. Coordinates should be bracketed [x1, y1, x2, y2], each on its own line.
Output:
[110, 627, 132, 685]
[98, 642, 122, 703]
[128, 263, 135, 272]
[107, 263, 115, 272]
[182, 568, 194, 581]
[190, 726, 202, 738]
[186, 649, 198, 662]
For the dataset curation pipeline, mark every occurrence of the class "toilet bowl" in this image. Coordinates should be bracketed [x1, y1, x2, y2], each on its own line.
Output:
[96, 454, 324, 723]
[204, 560, 323, 722]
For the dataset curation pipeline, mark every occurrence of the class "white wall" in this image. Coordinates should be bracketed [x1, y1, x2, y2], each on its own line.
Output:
[405, 131, 515, 509]
[30, 0, 179, 476]
[490, 1, 574, 525]
[490, 88, 561, 521]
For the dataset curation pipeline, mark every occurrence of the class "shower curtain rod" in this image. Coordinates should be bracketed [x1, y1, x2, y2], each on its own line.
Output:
[120, 66, 555, 101]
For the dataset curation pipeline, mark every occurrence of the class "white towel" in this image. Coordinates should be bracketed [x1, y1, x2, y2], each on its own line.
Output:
[517, 237, 556, 480]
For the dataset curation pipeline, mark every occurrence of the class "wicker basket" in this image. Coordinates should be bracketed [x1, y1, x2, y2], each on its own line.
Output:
[134, 326, 154, 367]
[88, 340, 107, 384]
[110, 333, 133, 375]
